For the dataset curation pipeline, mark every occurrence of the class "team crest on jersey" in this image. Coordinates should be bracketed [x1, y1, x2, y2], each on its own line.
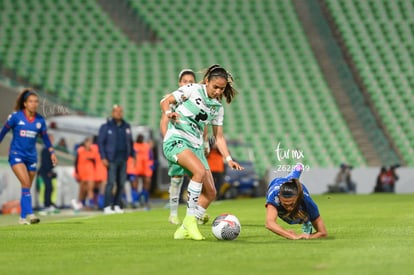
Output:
[36, 122, 41, 129]
[180, 95, 188, 102]
[209, 106, 219, 116]
[126, 128, 131, 134]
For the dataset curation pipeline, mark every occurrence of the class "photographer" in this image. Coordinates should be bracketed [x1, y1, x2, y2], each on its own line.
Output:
[382, 164, 400, 193]
[327, 163, 356, 193]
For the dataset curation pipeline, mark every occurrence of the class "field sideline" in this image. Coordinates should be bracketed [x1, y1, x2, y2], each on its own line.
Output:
[0, 194, 413, 275]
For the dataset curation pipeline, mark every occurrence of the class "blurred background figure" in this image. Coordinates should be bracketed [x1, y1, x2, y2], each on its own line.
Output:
[127, 134, 153, 210]
[92, 135, 107, 209]
[327, 163, 356, 193]
[98, 105, 135, 214]
[72, 137, 96, 211]
[373, 164, 400, 193]
[55, 137, 69, 153]
[37, 134, 59, 215]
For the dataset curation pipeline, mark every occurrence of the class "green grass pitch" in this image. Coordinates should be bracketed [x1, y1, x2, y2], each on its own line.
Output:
[0, 194, 413, 275]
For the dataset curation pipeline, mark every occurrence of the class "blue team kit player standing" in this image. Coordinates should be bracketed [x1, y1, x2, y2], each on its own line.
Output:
[0, 88, 57, 224]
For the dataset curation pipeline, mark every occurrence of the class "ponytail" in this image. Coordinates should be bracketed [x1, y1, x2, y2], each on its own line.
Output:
[202, 64, 238, 104]
[14, 88, 38, 111]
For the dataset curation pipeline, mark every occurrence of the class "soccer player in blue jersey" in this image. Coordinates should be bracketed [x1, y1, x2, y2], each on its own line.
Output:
[265, 163, 327, 239]
[161, 65, 243, 240]
[0, 88, 57, 224]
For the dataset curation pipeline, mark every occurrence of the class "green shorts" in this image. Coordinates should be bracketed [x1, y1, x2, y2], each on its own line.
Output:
[168, 163, 186, 177]
[163, 137, 209, 177]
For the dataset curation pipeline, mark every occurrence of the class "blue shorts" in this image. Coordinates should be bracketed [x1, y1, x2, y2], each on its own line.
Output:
[127, 174, 137, 182]
[9, 153, 37, 172]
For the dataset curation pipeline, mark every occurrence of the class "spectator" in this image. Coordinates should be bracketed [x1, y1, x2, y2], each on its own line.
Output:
[0, 88, 57, 224]
[382, 165, 400, 193]
[373, 166, 387, 193]
[98, 105, 135, 214]
[327, 163, 356, 193]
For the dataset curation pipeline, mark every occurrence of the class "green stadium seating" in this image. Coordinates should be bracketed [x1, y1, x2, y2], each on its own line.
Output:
[0, 0, 372, 175]
[325, 0, 414, 166]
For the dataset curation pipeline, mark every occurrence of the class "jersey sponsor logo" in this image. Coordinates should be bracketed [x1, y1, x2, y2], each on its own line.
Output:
[19, 130, 37, 138]
[18, 120, 25, 125]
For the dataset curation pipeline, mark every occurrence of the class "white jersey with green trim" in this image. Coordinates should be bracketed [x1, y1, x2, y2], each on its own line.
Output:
[164, 83, 223, 148]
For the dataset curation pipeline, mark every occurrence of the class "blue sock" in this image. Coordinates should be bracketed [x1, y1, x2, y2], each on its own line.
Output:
[97, 194, 104, 209]
[141, 190, 149, 204]
[87, 199, 95, 208]
[21, 188, 32, 218]
[131, 189, 139, 203]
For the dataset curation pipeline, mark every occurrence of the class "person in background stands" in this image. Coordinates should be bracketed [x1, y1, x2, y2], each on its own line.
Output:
[98, 105, 135, 214]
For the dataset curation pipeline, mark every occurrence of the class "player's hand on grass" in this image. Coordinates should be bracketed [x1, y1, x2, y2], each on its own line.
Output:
[297, 233, 311, 240]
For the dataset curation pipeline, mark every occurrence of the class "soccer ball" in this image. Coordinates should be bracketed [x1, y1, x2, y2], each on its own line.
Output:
[212, 214, 241, 240]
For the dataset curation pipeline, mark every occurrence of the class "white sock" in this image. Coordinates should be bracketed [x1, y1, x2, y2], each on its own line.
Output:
[169, 177, 183, 216]
[195, 205, 206, 220]
[186, 180, 202, 216]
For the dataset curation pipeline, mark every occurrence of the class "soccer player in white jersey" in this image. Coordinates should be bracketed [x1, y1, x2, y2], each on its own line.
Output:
[161, 69, 214, 226]
[161, 65, 243, 240]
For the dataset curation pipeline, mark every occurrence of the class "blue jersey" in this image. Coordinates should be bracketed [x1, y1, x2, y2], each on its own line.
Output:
[266, 168, 320, 224]
[0, 110, 52, 162]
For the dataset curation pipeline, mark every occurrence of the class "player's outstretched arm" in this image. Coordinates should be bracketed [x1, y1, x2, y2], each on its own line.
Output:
[309, 216, 328, 239]
[213, 125, 243, 170]
[265, 204, 306, 240]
